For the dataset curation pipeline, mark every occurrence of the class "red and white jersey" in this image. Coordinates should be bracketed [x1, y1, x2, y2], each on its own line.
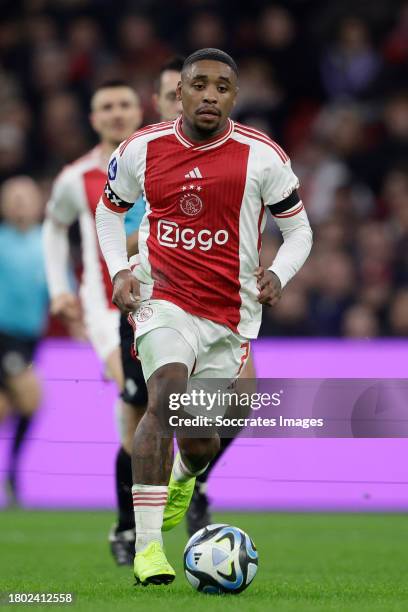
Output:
[102, 118, 301, 338]
[47, 146, 113, 313]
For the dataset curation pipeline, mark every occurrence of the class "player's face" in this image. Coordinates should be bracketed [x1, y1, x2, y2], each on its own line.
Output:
[90, 87, 142, 146]
[178, 60, 238, 136]
[1, 178, 43, 229]
[153, 70, 182, 121]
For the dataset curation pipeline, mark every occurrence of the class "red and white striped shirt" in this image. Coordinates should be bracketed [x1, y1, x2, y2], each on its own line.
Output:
[46, 146, 113, 312]
[100, 118, 305, 338]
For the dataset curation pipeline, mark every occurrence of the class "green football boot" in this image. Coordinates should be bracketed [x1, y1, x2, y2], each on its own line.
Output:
[134, 541, 176, 586]
[162, 452, 196, 532]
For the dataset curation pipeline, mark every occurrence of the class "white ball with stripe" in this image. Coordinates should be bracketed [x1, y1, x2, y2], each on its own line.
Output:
[183, 523, 258, 594]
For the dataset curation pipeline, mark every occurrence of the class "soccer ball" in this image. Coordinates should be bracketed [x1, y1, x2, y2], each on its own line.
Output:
[183, 523, 258, 594]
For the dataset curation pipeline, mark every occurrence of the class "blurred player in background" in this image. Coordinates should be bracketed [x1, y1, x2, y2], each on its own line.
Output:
[0, 177, 49, 505]
[125, 57, 186, 256]
[42, 81, 143, 564]
[97, 48, 312, 585]
[114, 57, 186, 564]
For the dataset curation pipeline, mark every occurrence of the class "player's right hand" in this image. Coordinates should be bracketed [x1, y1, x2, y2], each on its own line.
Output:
[112, 269, 140, 314]
[51, 293, 82, 322]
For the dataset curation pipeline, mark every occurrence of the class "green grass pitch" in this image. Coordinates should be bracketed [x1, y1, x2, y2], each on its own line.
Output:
[1, 510, 407, 611]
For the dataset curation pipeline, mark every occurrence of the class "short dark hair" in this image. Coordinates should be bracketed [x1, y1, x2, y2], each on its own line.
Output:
[182, 48, 238, 77]
[154, 55, 185, 92]
[90, 80, 136, 109]
[161, 56, 185, 74]
[93, 79, 133, 92]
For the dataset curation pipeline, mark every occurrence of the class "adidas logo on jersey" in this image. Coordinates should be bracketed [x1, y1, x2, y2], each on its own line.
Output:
[185, 166, 202, 179]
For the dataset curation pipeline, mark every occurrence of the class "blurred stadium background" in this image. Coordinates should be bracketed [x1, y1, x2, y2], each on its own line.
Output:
[1, 0, 408, 511]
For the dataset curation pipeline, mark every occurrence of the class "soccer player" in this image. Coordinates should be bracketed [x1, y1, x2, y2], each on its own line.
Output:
[42, 81, 144, 564]
[126, 56, 258, 536]
[0, 177, 49, 505]
[96, 48, 312, 585]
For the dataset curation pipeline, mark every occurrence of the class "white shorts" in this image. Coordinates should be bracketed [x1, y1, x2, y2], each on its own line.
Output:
[84, 307, 120, 362]
[131, 299, 250, 383]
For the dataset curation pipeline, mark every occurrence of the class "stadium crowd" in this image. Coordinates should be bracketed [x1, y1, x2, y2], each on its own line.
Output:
[1, 0, 407, 338]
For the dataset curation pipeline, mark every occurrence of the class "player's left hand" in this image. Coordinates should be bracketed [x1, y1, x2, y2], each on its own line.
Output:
[254, 267, 282, 306]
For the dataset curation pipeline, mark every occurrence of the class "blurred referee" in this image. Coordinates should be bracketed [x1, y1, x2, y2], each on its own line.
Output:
[0, 177, 48, 506]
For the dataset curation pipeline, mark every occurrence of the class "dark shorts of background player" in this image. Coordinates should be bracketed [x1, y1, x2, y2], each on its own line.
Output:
[0, 330, 38, 389]
[119, 314, 148, 407]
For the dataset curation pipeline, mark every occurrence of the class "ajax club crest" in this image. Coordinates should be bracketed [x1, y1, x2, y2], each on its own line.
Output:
[179, 182, 204, 217]
[180, 192, 203, 216]
[135, 305, 153, 322]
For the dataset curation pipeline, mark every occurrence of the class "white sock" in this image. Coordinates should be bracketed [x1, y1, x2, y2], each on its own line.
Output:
[172, 454, 209, 483]
[132, 484, 168, 553]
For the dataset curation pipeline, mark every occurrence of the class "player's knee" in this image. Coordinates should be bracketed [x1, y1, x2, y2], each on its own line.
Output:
[152, 362, 188, 386]
[179, 435, 220, 466]
[146, 363, 188, 415]
[0, 391, 11, 422]
[9, 371, 42, 415]
[18, 387, 41, 415]
[122, 435, 132, 455]
[105, 349, 124, 390]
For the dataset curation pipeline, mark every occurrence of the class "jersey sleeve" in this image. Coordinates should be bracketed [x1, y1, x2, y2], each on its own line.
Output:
[124, 196, 146, 235]
[101, 145, 142, 214]
[46, 169, 80, 226]
[261, 147, 301, 216]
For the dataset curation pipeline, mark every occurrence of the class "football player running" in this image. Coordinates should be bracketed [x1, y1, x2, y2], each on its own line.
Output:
[96, 48, 312, 585]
